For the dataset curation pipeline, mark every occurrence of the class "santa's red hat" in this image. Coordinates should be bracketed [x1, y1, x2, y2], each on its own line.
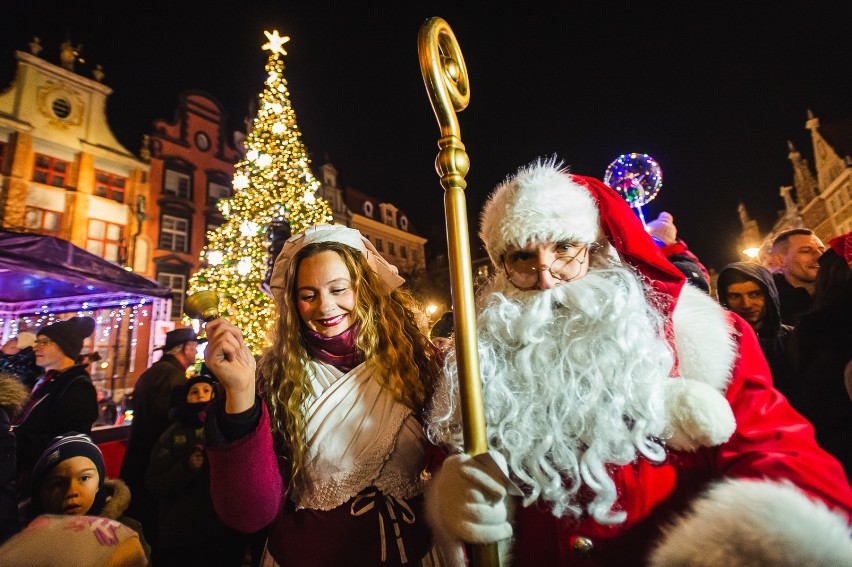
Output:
[480, 158, 685, 307]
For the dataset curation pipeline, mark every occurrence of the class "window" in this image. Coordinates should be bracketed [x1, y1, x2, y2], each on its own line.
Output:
[388, 242, 395, 256]
[164, 169, 191, 199]
[207, 181, 231, 206]
[25, 207, 62, 237]
[86, 219, 124, 263]
[94, 170, 126, 203]
[157, 272, 186, 320]
[0, 141, 6, 168]
[374, 238, 383, 253]
[33, 154, 69, 187]
[400, 246, 407, 259]
[160, 215, 190, 252]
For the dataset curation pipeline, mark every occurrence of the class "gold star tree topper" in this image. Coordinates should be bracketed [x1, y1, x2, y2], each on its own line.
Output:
[263, 30, 290, 55]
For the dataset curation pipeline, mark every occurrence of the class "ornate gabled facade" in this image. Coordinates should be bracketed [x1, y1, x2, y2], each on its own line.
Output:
[316, 161, 427, 277]
[738, 110, 852, 261]
[0, 40, 148, 262]
[143, 92, 242, 320]
[0, 39, 163, 399]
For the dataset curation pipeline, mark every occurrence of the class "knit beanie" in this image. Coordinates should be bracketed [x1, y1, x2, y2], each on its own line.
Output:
[31, 433, 106, 493]
[646, 212, 678, 245]
[37, 317, 96, 360]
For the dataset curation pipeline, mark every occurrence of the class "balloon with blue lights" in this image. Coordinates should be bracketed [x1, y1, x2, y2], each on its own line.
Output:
[603, 153, 663, 226]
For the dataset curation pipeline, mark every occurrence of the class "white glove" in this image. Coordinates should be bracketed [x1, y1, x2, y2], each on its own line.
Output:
[433, 451, 514, 544]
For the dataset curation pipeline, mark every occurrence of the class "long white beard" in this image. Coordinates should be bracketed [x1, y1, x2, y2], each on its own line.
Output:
[428, 266, 674, 525]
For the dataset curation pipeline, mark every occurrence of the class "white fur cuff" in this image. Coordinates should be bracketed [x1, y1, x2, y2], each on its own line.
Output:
[663, 378, 736, 451]
[650, 479, 852, 566]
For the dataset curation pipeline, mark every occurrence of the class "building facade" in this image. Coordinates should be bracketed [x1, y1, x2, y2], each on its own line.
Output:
[738, 110, 852, 260]
[142, 92, 242, 320]
[317, 161, 427, 276]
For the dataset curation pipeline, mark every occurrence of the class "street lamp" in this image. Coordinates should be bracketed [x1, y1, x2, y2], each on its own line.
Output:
[742, 247, 759, 258]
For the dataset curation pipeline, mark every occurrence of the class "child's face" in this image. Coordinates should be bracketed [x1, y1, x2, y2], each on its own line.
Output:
[187, 382, 213, 403]
[39, 456, 100, 515]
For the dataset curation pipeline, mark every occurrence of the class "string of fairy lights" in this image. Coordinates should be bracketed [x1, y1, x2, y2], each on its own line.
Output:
[187, 30, 332, 354]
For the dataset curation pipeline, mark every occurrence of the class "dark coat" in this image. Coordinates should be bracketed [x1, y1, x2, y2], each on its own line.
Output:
[773, 272, 813, 326]
[119, 354, 187, 543]
[718, 262, 795, 396]
[146, 403, 249, 565]
[790, 303, 852, 479]
[0, 374, 28, 544]
[12, 365, 98, 486]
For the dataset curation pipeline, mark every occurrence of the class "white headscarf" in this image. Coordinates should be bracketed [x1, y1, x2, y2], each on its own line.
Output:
[269, 224, 405, 302]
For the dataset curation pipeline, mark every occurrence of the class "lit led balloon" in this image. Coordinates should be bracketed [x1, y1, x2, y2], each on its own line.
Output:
[603, 153, 663, 223]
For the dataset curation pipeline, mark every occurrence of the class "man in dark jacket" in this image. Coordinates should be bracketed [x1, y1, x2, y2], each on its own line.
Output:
[119, 327, 205, 547]
[717, 262, 795, 396]
[11, 317, 99, 493]
[770, 228, 825, 326]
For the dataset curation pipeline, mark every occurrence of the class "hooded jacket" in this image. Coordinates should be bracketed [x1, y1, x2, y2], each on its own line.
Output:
[717, 262, 795, 396]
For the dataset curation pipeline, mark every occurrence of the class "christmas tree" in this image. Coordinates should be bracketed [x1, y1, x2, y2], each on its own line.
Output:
[188, 30, 332, 354]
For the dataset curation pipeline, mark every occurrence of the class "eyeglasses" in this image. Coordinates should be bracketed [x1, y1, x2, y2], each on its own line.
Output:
[34, 338, 54, 347]
[503, 243, 590, 290]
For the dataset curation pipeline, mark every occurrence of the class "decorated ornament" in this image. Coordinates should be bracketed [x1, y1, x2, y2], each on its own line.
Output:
[603, 153, 663, 225]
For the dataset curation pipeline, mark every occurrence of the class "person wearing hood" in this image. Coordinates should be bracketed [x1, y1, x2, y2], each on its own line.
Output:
[146, 373, 251, 566]
[716, 262, 795, 396]
[0, 433, 150, 566]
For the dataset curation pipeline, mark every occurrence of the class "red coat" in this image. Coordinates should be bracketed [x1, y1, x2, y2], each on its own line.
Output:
[510, 314, 852, 566]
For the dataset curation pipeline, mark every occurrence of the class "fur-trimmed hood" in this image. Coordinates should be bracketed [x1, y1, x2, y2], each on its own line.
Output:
[99, 477, 131, 520]
[0, 372, 29, 419]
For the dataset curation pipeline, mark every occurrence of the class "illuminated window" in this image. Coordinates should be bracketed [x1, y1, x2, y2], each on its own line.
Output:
[160, 215, 189, 252]
[164, 169, 191, 199]
[86, 219, 124, 263]
[94, 170, 126, 203]
[33, 154, 69, 187]
[24, 207, 62, 237]
[157, 272, 186, 320]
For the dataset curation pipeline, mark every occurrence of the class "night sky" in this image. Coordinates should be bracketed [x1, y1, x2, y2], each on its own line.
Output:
[2, 2, 851, 271]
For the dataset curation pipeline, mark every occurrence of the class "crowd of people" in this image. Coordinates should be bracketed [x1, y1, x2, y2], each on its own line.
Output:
[0, 156, 849, 566]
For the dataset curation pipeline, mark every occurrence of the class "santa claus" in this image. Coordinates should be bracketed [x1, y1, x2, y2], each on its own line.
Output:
[426, 158, 852, 566]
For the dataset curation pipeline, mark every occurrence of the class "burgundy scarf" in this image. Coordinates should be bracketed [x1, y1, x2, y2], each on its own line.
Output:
[302, 324, 365, 373]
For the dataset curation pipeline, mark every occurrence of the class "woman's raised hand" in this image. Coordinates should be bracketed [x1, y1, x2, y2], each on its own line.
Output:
[203, 318, 256, 413]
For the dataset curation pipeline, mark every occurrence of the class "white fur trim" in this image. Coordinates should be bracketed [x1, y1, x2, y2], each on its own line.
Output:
[479, 159, 599, 267]
[672, 284, 737, 392]
[663, 378, 736, 451]
[650, 479, 852, 566]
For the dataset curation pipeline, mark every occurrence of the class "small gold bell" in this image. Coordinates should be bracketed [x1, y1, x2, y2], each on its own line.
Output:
[184, 290, 220, 322]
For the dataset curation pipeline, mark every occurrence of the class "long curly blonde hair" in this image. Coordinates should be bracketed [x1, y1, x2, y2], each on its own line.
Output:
[258, 241, 439, 485]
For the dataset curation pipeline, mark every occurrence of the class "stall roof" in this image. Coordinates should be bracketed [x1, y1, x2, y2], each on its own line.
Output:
[0, 229, 172, 305]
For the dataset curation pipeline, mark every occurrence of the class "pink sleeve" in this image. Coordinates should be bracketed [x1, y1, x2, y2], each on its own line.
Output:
[207, 403, 285, 532]
[716, 314, 852, 518]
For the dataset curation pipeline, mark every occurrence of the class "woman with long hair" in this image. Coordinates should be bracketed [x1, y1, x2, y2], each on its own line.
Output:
[203, 224, 444, 567]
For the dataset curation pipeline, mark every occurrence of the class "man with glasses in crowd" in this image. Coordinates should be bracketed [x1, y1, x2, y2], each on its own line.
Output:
[12, 316, 99, 491]
[425, 158, 852, 566]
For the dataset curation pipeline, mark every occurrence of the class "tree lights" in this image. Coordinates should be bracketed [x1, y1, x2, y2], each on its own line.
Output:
[187, 30, 332, 354]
